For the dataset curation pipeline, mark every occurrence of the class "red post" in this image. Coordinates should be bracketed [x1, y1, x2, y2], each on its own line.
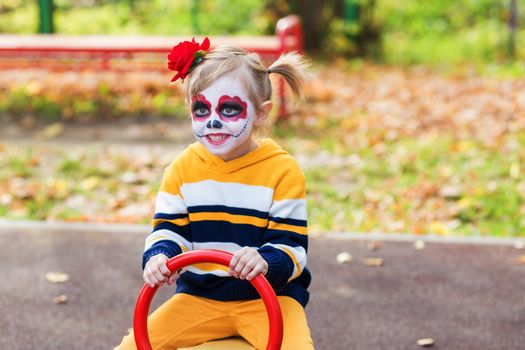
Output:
[275, 15, 304, 119]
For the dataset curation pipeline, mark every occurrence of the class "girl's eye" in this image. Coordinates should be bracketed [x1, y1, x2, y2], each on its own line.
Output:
[192, 102, 209, 117]
[219, 103, 242, 117]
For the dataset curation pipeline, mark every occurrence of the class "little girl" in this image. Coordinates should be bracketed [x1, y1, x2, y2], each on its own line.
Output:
[115, 37, 314, 350]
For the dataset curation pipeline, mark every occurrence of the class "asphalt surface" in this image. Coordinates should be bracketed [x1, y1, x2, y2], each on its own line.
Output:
[1, 225, 525, 350]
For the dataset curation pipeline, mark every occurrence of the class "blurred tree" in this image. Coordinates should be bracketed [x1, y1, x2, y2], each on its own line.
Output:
[265, 0, 331, 51]
[377, 0, 523, 64]
[264, 0, 380, 55]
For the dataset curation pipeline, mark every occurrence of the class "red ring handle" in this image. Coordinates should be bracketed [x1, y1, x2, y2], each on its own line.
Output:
[133, 250, 283, 350]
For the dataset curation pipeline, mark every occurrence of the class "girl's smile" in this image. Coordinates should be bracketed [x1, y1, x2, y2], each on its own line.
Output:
[206, 133, 230, 145]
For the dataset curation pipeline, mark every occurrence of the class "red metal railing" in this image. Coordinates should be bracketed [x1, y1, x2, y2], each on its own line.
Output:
[0, 15, 303, 117]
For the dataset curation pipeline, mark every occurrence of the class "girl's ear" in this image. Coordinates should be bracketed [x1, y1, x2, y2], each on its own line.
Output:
[255, 100, 273, 127]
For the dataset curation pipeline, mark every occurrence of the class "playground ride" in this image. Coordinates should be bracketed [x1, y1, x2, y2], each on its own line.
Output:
[133, 250, 284, 350]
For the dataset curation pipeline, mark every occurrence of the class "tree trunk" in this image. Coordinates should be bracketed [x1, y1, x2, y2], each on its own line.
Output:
[294, 0, 328, 51]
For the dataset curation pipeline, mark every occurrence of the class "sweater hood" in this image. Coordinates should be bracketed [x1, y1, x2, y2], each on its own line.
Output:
[189, 139, 288, 174]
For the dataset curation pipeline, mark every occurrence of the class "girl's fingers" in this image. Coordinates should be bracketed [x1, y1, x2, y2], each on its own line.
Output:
[146, 264, 167, 285]
[143, 270, 153, 287]
[245, 270, 258, 280]
[234, 254, 252, 277]
[145, 272, 160, 287]
[153, 268, 167, 283]
[167, 272, 178, 285]
[245, 263, 263, 280]
[238, 258, 257, 280]
[159, 262, 171, 276]
[143, 255, 171, 287]
[144, 276, 154, 288]
[229, 247, 248, 273]
[229, 248, 268, 279]
[246, 258, 268, 280]
[229, 249, 245, 276]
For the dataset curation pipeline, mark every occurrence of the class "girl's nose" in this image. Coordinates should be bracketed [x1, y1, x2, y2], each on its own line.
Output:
[206, 119, 223, 129]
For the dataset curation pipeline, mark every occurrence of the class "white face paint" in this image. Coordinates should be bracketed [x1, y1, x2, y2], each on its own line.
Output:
[190, 73, 256, 160]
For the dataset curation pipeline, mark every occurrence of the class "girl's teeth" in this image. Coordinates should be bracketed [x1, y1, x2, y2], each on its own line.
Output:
[209, 135, 226, 141]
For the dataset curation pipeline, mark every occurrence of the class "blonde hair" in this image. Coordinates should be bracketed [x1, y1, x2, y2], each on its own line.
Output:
[186, 46, 308, 113]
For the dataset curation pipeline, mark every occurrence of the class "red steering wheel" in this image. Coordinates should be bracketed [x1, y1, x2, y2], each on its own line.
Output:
[133, 250, 284, 350]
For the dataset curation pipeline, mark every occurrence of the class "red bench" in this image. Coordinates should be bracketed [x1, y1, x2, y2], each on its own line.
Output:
[0, 15, 303, 117]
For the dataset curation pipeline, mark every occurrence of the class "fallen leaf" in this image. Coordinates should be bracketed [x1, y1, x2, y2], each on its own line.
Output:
[46, 272, 70, 283]
[414, 240, 426, 250]
[39, 123, 64, 139]
[362, 258, 384, 267]
[429, 221, 450, 236]
[417, 338, 434, 347]
[514, 241, 525, 250]
[81, 176, 100, 191]
[121, 171, 141, 184]
[515, 255, 525, 264]
[334, 285, 354, 298]
[0, 193, 12, 205]
[336, 252, 352, 264]
[510, 163, 520, 180]
[53, 294, 68, 304]
[52, 179, 70, 198]
[26, 80, 43, 95]
[439, 186, 461, 199]
[367, 242, 379, 251]
[412, 225, 426, 235]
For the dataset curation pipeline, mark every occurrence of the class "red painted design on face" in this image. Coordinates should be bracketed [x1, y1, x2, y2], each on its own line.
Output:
[191, 93, 211, 120]
[215, 95, 248, 122]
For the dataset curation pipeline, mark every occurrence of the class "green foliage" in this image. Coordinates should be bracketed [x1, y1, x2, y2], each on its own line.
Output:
[324, 0, 381, 57]
[0, 0, 37, 33]
[0, 0, 267, 35]
[375, 0, 524, 64]
[3, 0, 523, 65]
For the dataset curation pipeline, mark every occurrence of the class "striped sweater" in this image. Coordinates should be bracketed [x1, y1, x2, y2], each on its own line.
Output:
[142, 138, 311, 307]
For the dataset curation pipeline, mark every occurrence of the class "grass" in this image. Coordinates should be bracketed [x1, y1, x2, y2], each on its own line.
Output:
[0, 144, 163, 223]
[273, 116, 525, 237]
[1, 128, 524, 237]
[1, 60, 524, 237]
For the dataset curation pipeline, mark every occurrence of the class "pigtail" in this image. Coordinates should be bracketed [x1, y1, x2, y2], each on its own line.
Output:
[267, 52, 309, 100]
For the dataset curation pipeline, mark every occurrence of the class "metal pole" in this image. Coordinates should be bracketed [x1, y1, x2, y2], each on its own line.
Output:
[344, 0, 359, 24]
[38, 0, 54, 34]
[508, 0, 517, 59]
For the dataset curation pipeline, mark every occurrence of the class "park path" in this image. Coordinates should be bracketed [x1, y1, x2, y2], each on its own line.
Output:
[0, 118, 361, 171]
[1, 223, 524, 350]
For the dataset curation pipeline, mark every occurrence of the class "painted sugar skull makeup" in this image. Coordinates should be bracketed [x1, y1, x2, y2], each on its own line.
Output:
[191, 73, 257, 160]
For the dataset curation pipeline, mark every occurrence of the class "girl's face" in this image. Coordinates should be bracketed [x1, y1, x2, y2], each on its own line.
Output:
[190, 73, 257, 161]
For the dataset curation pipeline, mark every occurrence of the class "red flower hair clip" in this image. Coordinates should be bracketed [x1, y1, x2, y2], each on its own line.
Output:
[167, 37, 210, 83]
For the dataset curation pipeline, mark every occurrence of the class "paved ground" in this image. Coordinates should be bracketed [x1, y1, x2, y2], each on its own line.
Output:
[1, 224, 525, 350]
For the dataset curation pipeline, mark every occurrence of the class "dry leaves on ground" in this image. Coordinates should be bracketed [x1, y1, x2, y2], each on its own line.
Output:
[45, 272, 70, 283]
[362, 258, 384, 267]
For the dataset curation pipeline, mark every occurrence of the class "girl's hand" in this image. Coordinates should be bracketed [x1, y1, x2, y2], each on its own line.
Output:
[229, 247, 268, 281]
[143, 254, 179, 288]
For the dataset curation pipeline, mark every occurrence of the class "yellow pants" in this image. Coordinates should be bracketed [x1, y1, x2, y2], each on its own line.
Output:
[114, 293, 314, 350]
